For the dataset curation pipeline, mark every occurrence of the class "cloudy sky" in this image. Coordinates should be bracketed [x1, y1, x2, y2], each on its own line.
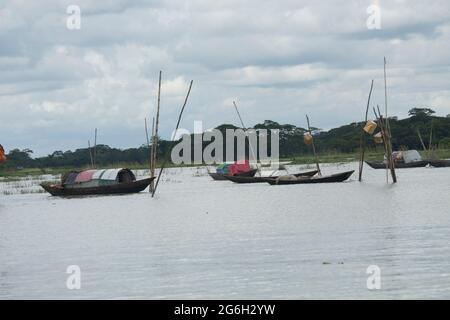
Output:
[1, 0, 449, 156]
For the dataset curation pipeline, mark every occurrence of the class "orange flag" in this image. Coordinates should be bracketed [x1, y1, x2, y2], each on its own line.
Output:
[0, 144, 6, 163]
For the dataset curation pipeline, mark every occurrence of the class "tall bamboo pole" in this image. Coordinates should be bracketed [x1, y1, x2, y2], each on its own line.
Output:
[93, 128, 97, 168]
[306, 114, 321, 176]
[383, 58, 390, 182]
[151, 71, 162, 192]
[232, 101, 259, 171]
[428, 121, 433, 159]
[417, 129, 427, 153]
[149, 117, 155, 192]
[152, 80, 193, 198]
[358, 80, 374, 181]
[145, 118, 153, 192]
[375, 106, 397, 183]
[88, 140, 94, 168]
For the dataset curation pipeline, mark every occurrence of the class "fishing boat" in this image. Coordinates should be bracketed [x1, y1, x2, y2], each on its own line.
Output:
[209, 168, 258, 181]
[265, 170, 354, 185]
[224, 170, 318, 183]
[428, 159, 450, 168]
[41, 168, 154, 196]
[208, 160, 258, 181]
[365, 150, 428, 169]
[365, 160, 428, 169]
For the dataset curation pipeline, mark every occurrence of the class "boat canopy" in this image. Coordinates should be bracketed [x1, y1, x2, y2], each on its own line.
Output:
[62, 168, 136, 185]
[216, 160, 251, 175]
[392, 150, 422, 163]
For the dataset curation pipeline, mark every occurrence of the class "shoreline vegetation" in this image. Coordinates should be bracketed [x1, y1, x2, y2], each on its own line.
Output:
[1, 148, 449, 179]
[2, 109, 450, 178]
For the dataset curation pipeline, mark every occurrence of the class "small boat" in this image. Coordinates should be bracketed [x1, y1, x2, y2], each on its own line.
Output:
[366, 150, 428, 169]
[265, 170, 354, 185]
[41, 168, 154, 196]
[209, 168, 258, 181]
[428, 159, 450, 168]
[209, 160, 258, 181]
[365, 160, 428, 169]
[224, 170, 318, 183]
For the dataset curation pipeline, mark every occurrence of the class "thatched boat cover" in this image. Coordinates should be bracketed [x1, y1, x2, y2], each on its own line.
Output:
[62, 168, 136, 185]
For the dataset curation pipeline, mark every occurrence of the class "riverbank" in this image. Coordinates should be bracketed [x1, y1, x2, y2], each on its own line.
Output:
[1, 148, 449, 178]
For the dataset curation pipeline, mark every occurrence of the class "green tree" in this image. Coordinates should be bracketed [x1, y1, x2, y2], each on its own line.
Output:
[408, 107, 436, 118]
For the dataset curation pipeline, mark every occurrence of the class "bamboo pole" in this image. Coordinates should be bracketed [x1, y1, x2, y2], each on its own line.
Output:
[232, 101, 259, 171]
[428, 121, 433, 159]
[149, 117, 155, 192]
[88, 140, 94, 168]
[358, 80, 374, 181]
[383, 58, 390, 183]
[152, 80, 193, 198]
[375, 106, 397, 183]
[306, 114, 321, 176]
[93, 128, 97, 168]
[145, 117, 153, 192]
[151, 71, 162, 192]
[417, 129, 427, 153]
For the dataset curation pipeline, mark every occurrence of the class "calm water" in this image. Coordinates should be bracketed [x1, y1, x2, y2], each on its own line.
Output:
[1, 163, 449, 299]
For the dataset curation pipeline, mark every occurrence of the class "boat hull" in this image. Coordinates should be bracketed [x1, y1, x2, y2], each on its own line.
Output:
[41, 178, 154, 196]
[428, 159, 450, 168]
[224, 170, 318, 183]
[265, 170, 354, 185]
[365, 160, 428, 169]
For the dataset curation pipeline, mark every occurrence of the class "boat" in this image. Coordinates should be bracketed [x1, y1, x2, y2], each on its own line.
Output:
[209, 160, 258, 181]
[209, 168, 258, 181]
[224, 170, 318, 183]
[428, 159, 450, 168]
[365, 160, 428, 169]
[365, 150, 428, 169]
[41, 168, 154, 196]
[265, 170, 354, 185]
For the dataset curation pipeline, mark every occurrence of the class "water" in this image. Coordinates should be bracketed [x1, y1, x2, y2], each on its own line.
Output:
[1, 163, 450, 299]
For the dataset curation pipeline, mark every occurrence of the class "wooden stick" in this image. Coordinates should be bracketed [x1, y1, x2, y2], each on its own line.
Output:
[428, 121, 433, 159]
[358, 80, 374, 181]
[306, 114, 321, 176]
[144, 118, 152, 192]
[417, 129, 427, 153]
[149, 117, 155, 192]
[382, 58, 397, 183]
[232, 101, 258, 169]
[151, 71, 162, 192]
[375, 106, 396, 183]
[88, 140, 94, 168]
[93, 128, 97, 168]
[152, 80, 193, 198]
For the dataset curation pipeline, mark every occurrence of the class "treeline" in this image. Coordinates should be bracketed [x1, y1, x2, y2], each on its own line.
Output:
[1, 108, 450, 170]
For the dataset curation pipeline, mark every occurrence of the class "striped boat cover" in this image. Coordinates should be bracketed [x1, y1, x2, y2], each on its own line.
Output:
[74, 170, 96, 183]
[70, 168, 124, 184]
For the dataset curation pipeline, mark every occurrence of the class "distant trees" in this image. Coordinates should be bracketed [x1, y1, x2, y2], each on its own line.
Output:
[2, 149, 34, 168]
[408, 107, 436, 118]
[2, 112, 450, 171]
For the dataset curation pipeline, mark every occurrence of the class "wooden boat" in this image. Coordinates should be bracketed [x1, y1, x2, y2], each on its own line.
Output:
[41, 168, 154, 196]
[209, 168, 258, 181]
[428, 159, 450, 168]
[224, 170, 318, 184]
[265, 170, 354, 185]
[41, 178, 154, 196]
[365, 160, 428, 169]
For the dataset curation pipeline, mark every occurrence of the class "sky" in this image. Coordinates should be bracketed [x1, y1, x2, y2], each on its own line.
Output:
[1, 0, 449, 156]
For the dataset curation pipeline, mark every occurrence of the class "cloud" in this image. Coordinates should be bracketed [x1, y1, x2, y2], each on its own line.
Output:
[0, 0, 449, 156]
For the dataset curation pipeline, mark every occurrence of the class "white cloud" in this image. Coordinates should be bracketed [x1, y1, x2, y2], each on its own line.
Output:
[0, 0, 449, 156]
